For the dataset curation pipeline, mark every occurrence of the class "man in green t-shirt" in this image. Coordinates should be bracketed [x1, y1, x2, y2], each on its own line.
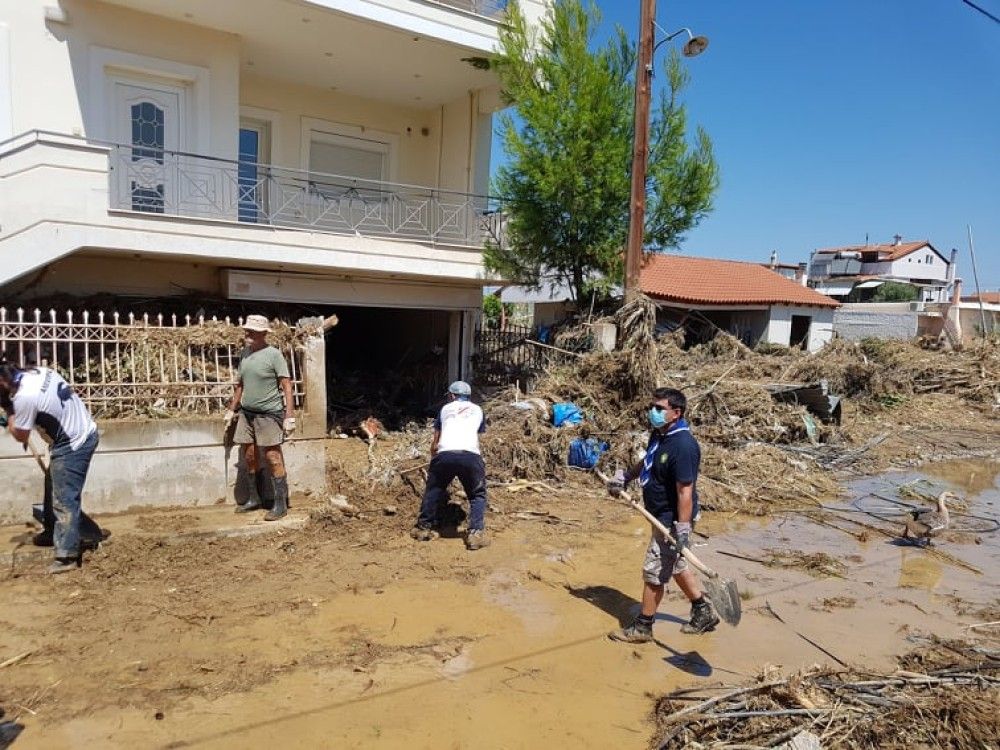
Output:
[224, 314, 296, 520]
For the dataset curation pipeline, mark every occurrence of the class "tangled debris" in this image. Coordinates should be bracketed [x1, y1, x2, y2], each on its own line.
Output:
[653, 638, 1000, 749]
[473, 299, 1000, 514]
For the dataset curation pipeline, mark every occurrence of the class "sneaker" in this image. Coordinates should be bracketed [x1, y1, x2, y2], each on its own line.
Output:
[48, 558, 79, 575]
[410, 526, 439, 542]
[609, 620, 653, 644]
[465, 529, 490, 551]
[681, 602, 720, 634]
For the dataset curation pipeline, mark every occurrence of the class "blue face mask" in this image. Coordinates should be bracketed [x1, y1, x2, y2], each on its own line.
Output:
[647, 406, 668, 429]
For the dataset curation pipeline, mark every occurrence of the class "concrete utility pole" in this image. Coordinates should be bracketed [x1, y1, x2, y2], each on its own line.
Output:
[624, 0, 656, 302]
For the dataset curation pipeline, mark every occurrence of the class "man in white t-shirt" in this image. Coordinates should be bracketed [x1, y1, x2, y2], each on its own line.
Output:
[1, 362, 99, 574]
[410, 381, 490, 550]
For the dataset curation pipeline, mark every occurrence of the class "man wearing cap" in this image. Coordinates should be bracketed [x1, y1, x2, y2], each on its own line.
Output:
[224, 315, 295, 521]
[411, 381, 490, 550]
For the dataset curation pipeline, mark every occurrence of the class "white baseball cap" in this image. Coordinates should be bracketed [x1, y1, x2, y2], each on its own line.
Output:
[447, 380, 472, 397]
[242, 314, 271, 332]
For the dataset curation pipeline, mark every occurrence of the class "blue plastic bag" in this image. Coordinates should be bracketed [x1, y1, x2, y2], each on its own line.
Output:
[567, 437, 609, 469]
[552, 402, 584, 427]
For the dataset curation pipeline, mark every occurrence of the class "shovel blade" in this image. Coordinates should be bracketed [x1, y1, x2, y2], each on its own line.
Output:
[704, 576, 742, 627]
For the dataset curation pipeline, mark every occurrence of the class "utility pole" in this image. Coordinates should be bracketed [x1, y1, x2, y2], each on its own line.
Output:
[624, 0, 656, 302]
[968, 225, 989, 336]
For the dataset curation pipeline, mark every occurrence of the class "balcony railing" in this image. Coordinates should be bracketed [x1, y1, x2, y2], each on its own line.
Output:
[107, 144, 505, 249]
[426, 0, 508, 19]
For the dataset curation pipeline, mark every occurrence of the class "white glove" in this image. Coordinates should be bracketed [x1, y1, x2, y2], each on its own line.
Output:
[223, 409, 236, 426]
[283, 417, 297, 434]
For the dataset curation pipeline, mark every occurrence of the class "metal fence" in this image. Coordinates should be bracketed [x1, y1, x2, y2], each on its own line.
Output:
[431, 0, 508, 18]
[0, 307, 304, 418]
[472, 322, 545, 386]
[109, 145, 506, 249]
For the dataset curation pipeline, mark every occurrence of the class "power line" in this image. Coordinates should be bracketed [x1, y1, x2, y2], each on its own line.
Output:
[961, 0, 1000, 25]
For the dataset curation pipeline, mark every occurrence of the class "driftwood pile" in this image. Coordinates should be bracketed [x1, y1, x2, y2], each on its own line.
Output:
[654, 639, 1000, 749]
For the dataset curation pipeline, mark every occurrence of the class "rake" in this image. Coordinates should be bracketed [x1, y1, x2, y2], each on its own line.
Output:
[596, 471, 742, 627]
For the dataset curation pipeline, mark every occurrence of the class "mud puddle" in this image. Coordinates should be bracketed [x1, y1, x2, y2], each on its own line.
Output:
[2, 459, 998, 749]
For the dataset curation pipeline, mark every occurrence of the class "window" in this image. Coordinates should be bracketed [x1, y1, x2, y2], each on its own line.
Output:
[308, 133, 388, 201]
[238, 121, 270, 223]
[925, 254, 932, 263]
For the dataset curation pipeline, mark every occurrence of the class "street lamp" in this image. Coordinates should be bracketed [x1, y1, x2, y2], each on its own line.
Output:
[624, 2, 709, 302]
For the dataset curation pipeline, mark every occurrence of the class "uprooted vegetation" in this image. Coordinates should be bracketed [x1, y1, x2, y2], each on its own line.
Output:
[468, 297, 1000, 515]
[652, 636, 1000, 749]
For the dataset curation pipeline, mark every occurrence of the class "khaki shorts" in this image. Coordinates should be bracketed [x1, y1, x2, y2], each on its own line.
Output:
[234, 411, 285, 447]
[642, 525, 693, 584]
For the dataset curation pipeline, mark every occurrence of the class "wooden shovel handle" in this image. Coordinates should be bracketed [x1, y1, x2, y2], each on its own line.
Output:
[596, 470, 717, 579]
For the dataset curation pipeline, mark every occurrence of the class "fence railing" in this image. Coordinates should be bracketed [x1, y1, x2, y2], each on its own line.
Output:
[109, 144, 507, 249]
[472, 322, 545, 386]
[0, 308, 304, 419]
[429, 0, 507, 18]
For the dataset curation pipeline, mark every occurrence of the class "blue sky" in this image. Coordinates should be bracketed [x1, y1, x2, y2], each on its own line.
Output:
[491, 1, 1000, 289]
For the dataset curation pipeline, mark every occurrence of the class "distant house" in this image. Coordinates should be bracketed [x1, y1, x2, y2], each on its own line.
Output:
[641, 254, 840, 352]
[808, 237, 957, 302]
[763, 251, 809, 285]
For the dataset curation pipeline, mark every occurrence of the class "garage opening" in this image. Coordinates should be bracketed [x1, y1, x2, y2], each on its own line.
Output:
[325, 305, 452, 430]
[790, 315, 811, 349]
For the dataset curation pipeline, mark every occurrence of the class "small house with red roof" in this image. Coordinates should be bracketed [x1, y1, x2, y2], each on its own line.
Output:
[640, 254, 840, 352]
[808, 237, 957, 302]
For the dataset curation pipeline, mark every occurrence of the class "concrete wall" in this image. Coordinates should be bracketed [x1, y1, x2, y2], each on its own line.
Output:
[833, 305, 919, 341]
[0, 421, 327, 522]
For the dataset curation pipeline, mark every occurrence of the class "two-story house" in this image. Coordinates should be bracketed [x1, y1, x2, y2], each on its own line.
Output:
[0, 0, 546, 384]
[808, 236, 957, 303]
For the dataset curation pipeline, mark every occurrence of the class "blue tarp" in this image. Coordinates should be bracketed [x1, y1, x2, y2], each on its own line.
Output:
[552, 402, 584, 427]
[567, 437, 609, 469]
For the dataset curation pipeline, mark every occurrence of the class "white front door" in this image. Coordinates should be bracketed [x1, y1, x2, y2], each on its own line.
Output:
[112, 80, 183, 213]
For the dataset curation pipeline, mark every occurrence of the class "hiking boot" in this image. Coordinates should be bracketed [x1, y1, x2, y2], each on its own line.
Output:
[681, 601, 720, 634]
[48, 557, 79, 575]
[465, 529, 490, 551]
[410, 526, 439, 542]
[609, 619, 653, 644]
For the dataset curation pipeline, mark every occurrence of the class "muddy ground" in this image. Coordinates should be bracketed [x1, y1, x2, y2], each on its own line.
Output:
[1, 433, 998, 749]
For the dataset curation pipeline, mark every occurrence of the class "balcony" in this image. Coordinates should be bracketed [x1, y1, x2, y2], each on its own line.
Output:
[428, 0, 508, 19]
[107, 143, 504, 249]
[0, 132, 503, 287]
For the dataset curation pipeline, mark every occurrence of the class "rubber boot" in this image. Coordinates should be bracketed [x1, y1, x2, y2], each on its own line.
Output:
[235, 472, 264, 513]
[264, 475, 289, 521]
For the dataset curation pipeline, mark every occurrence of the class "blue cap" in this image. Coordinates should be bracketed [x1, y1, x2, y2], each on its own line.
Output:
[447, 380, 472, 398]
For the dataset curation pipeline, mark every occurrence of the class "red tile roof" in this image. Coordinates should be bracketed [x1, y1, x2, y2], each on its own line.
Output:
[964, 292, 1000, 304]
[813, 240, 934, 262]
[640, 254, 840, 308]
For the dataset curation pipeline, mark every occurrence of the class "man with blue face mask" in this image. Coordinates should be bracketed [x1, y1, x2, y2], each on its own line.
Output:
[608, 387, 720, 643]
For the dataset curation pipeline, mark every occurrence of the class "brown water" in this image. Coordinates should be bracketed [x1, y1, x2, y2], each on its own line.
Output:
[7, 459, 1000, 749]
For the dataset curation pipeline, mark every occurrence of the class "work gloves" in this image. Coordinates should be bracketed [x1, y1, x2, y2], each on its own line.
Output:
[223, 409, 237, 426]
[283, 417, 297, 434]
[0, 413, 7, 429]
[607, 469, 627, 497]
[673, 521, 692, 556]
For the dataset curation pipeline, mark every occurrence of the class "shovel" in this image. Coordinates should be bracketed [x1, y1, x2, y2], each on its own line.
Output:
[596, 470, 742, 627]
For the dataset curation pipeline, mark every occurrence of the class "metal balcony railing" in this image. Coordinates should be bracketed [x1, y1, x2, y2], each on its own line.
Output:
[426, 0, 508, 19]
[107, 144, 506, 249]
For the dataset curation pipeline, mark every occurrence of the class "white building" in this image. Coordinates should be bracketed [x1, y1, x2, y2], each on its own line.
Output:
[642, 254, 839, 353]
[808, 237, 957, 303]
[0, 0, 547, 381]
